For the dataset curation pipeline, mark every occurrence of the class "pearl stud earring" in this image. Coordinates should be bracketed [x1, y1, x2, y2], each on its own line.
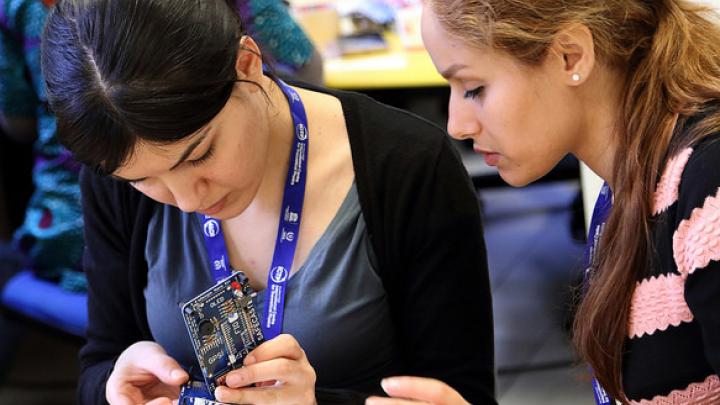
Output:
[572, 73, 581, 82]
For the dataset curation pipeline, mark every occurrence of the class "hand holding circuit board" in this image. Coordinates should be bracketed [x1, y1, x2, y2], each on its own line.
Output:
[180, 271, 265, 404]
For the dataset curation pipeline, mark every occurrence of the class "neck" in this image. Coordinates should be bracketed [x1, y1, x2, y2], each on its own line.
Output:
[571, 67, 623, 190]
[266, 77, 296, 151]
[252, 76, 303, 212]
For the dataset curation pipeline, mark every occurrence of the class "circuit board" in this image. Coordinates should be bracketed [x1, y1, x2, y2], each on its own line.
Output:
[178, 380, 226, 405]
[180, 398, 227, 405]
[181, 271, 265, 395]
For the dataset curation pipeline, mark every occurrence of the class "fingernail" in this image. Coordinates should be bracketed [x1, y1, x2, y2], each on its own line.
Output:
[365, 397, 379, 405]
[226, 374, 241, 387]
[381, 378, 399, 391]
[215, 387, 225, 401]
[171, 369, 186, 380]
[244, 355, 256, 365]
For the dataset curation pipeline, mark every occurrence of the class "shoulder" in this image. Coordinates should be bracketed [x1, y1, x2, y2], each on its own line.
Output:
[670, 131, 720, 277]
[653, 113, 720, 216]
[297, 83, 447, 141]
[676, 131, 720, 208]
[294, 83, 473, 205]
[681, 132, 720, 178]
[293, 82, 461, 181]
[670, 132, 720, 288]
[333, 88, 447, 138]
[328, 88, 454, 168]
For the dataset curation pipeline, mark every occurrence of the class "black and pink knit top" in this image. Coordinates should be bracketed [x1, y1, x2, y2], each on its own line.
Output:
[622, 131, 720, 404]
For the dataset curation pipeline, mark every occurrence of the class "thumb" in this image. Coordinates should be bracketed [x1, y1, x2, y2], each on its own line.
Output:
[136, 346, 189, 385]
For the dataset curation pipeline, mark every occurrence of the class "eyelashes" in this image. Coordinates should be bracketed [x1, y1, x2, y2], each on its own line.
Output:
[123, 143, 215, 185]
[188, 145, 215, 167]
[463, 86, 485, 100]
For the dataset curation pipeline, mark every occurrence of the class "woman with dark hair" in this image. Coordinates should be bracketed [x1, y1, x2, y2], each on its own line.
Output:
[373, 0, 720, 404]
[40, 0, 495, 404]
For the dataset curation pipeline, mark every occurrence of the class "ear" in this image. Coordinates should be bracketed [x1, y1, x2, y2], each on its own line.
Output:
[235, 36, 264, 91]
[549, 24, 595, 86]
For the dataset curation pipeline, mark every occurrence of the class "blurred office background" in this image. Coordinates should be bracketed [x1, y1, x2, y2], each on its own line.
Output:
[3, 0, 720, 403]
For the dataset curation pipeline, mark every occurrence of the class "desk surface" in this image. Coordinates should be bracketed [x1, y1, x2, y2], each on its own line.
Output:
[323, 33, 447, 90]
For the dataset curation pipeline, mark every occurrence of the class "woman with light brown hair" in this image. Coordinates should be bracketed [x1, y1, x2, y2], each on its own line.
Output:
[368, 1, 720, 404]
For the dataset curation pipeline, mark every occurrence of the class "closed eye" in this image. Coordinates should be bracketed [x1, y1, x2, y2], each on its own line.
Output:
[464, 86, 485, 100]
[188, 145, 215, 167]
[111, 174, 147, 184]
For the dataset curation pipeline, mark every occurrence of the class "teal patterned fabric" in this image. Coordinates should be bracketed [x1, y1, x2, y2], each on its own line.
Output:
[235, 0, 315, 72]
[1, 0, 85, 292]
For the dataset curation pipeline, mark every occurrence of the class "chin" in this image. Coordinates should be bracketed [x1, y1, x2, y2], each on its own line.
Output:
[498, 169, 544, 188]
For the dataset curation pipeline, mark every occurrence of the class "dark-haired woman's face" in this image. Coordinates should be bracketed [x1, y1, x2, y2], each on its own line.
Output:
[112, 87, 271, 219]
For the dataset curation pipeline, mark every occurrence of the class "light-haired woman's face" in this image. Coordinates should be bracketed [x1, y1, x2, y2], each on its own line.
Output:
[111, 88, 271, 220]
[421, 6, 582, 186]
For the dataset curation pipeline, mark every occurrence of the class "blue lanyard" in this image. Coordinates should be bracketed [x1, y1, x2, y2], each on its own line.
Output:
[583, 182, 615, 405]
[197, 79, 308, 340]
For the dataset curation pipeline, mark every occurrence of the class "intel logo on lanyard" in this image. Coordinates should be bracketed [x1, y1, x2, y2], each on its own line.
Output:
[270, 266, 289, 283]
[296, 123, 308, 141]
[203, 220, 220, 238]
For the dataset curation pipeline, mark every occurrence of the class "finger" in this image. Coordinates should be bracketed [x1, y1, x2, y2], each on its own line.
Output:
[226, 358, 305, 387]
[366, 396, 430, 405]
[216, 384, 306, 405]
[381, 377, 468, 405]
[136, 350, 189, 386]
[215, 385, 279, 404]
[146, 397, 173, 405]
[246, 334, 305, 365]
[144, 384, 183, 401]
[116, 342, 189, 387]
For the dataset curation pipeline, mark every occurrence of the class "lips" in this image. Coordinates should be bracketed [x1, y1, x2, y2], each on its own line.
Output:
[473, 145, 501, 167]
[482, 152, 501, 166]
[199, 196, 226, 217]
[473, 144, 492, 154]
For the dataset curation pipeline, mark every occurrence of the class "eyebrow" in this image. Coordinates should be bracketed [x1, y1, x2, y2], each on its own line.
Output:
[111, 127, 211, 183]
[440, 63, 469, 79]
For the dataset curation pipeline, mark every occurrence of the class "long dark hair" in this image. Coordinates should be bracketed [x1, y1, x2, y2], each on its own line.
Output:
[41, 0, 249, 174]
[428, 0, 720, 400]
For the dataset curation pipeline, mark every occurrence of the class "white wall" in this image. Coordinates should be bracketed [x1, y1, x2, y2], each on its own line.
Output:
[696, 0, 720, 7]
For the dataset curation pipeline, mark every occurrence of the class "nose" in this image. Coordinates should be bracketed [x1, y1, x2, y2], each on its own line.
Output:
[164, 173, 207, 213]
[446, 90, 481, 141]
